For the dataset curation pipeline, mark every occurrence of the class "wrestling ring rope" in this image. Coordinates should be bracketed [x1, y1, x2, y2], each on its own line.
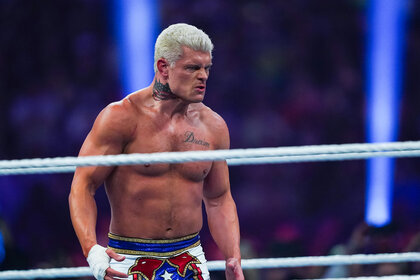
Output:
[0, 253, 419, 279]
[2, 141, 420, 175]
[0, 140, 419, 279]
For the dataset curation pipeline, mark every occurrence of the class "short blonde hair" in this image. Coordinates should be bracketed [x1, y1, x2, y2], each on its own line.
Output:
[154, 23, 214, 73]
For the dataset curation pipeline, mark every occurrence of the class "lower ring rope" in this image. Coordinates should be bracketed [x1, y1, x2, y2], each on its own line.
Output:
[207, 252, 420, 270]
[0, 253, 418, 279]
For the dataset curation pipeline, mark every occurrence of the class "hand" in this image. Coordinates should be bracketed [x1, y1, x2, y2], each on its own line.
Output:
[104, 248, 129, 280]
[225, 258, 244, 280]
[87, 244, 128, 280]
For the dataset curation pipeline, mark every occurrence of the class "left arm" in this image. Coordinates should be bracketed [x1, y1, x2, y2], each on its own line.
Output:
[203, 160, 241, 261]
[203, 116, 244, 280]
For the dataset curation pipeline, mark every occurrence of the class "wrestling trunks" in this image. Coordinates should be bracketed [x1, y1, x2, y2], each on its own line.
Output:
[108, 232, 210, 280]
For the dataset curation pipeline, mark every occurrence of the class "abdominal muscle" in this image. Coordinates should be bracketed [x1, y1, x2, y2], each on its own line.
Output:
[104, 164, 207, 239]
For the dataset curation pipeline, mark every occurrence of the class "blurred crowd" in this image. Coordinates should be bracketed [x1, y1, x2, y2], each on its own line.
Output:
[0, 0, 419, 279]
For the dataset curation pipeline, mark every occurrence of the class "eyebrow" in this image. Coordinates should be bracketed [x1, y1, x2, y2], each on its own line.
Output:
[184, 63, 213, 68]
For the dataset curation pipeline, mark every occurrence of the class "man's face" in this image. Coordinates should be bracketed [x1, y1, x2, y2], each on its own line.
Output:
[167, 46, 212, 103]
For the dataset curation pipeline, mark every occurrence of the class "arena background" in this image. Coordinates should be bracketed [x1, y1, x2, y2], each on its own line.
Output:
[0, 0, 419, 279]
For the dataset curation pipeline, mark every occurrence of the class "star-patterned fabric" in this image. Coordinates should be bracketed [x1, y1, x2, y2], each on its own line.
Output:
[129, 252, 204, 280]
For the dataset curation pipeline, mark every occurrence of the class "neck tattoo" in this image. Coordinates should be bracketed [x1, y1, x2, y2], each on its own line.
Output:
[153, 79, 177, 101]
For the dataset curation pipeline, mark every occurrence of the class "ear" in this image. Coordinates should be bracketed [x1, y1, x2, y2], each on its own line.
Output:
[157, 58, 169, 78]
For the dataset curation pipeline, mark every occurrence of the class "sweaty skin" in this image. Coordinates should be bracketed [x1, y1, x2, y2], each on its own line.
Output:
[104, 95, 224, 238]
[69, 46, 243, 279]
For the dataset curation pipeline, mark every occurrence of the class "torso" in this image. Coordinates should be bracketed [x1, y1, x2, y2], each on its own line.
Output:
[104, 91, 217, 239]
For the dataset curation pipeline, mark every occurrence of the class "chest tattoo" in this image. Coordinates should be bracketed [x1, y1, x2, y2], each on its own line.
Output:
[183, 131, 210, 147]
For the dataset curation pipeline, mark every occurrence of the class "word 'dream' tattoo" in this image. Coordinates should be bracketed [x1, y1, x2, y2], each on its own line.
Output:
[153, 79, 177, 101]
[184, 131, 210, 147]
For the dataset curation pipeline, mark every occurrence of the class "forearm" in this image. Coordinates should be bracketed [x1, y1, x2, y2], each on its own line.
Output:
[205, 194, 241, 261]
[69, 182, 99, 257]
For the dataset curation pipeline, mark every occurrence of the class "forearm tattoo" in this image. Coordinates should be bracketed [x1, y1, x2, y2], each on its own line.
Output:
[153, 79, 177, 101]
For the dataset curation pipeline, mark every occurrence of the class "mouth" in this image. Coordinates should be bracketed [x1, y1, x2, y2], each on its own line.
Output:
[195, 85, 206, 93]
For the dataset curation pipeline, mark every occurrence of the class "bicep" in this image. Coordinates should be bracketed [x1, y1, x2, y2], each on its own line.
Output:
[203, 160, 231, 204]
[73, 135, 120, 190]
[72, 105, 132, 191]
[203, 113, 232, 201]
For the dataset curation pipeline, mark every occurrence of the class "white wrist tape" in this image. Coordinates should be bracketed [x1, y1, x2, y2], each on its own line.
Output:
[87, 244, 110, 280]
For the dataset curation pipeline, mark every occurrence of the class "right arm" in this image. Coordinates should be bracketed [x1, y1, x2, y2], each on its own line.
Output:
[69, 99, 136, 257]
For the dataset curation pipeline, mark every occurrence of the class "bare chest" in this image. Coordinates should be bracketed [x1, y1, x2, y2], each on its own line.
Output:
[123, 119, 214, 181]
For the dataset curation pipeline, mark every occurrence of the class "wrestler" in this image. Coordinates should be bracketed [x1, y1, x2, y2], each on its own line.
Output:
[69, 23, 244, 280]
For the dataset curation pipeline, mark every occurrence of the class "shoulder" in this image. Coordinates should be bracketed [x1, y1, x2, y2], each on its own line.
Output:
[201, 105, 228, 133]
[91, 97, 138, 141]
[101, 87, 149, 118]
[97, 98, 136, 125]
[196, 104, 230, 149]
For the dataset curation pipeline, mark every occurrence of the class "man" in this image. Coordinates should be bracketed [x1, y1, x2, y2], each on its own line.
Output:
[69, 23, 244, 280]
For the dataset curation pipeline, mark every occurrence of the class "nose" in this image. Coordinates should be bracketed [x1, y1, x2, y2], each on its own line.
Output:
[197, 68, 209, 81]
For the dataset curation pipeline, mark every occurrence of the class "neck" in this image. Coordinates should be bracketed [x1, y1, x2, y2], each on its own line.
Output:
[152, 78, 177, 101]
[150, 78, 190, 117]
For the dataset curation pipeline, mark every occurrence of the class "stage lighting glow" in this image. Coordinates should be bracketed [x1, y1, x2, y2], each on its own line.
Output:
[114, 0, 159, 96]
[365, 0, 407, 226]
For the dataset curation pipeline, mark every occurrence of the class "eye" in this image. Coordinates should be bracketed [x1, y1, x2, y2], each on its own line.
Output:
[185, 65, 200, 71]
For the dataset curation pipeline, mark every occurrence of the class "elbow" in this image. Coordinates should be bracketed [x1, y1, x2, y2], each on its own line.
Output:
[68, 190, 75, 207]
[204, 191, 233, 209]
[68, 188, 79, 211]
[68, 178, 97, 209]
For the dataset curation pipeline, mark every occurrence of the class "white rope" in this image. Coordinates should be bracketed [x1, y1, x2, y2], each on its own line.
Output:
[207, 252, 420, 270]
[2, 150, 420, 176]
[0, 166, 77, 175]
[0, 252, 418, 279]
[0, 267, 90, 279]
[1, 141, 420, 175]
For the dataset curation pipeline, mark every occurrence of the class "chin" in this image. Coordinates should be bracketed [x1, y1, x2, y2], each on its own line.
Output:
[193, 96, 205, 103]
[189, 94, 205, 103]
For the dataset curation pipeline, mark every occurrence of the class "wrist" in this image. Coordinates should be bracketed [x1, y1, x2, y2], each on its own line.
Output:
[86, 244, 110, 280]
[83, 243, 97, 258]
[228, 250, 242, 263]
[226, 256, 241, 264]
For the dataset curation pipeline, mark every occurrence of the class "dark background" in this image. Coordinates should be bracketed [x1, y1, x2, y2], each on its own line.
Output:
[0, 0, 419, 279]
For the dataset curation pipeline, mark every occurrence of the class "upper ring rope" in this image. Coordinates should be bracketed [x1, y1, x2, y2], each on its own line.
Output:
[0, 252, 419, 279]
[0, 141, 420, 175]
[1, 141, 420, 176]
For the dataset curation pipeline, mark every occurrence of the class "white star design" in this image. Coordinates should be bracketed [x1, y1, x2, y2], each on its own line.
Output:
[161, 270, 173, 280]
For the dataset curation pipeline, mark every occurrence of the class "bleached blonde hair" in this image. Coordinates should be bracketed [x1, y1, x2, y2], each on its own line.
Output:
[154, 23, 214, 73]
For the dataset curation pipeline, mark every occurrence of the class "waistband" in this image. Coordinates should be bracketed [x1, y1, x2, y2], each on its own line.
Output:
[107, 232, 201, 257]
